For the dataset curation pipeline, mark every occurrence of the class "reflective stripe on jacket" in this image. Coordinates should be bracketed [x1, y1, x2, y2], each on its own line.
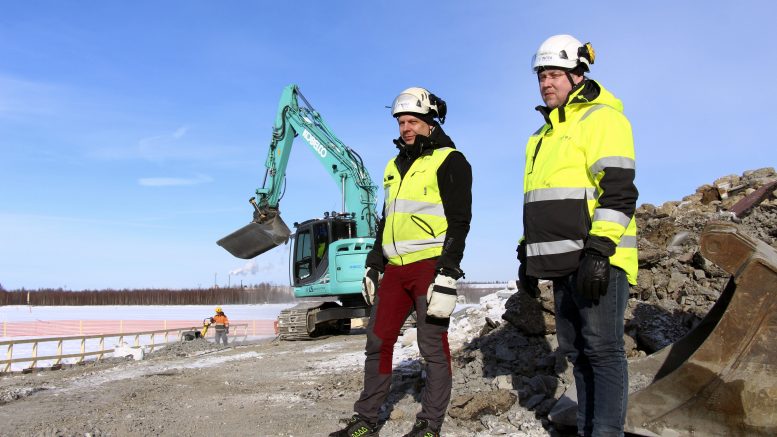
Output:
[212, 314, 229, 329]
[523, 80, 638, 284]
[382, 147, 459, 265]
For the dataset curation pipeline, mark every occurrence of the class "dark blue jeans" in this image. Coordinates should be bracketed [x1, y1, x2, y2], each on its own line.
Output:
[553, 266, 629, 437]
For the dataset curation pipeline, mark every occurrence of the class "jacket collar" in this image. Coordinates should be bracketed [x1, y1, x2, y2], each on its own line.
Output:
[535, 79, 602, 127]
[393, 124, 455, 159]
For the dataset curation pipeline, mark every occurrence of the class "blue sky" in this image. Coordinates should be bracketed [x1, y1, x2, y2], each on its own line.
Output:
[1, 1, 775, 290]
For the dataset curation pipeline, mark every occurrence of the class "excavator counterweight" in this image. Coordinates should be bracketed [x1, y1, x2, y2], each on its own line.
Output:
[625, 221, 777, 436]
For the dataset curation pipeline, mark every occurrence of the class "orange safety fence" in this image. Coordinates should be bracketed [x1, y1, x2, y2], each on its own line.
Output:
[1, 320, 278, 338]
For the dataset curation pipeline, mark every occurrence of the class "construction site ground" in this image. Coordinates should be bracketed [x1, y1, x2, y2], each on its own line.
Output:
[0, 335, 367, 437]
[0, 333, 534, 437]
[3, 167, 776, 437]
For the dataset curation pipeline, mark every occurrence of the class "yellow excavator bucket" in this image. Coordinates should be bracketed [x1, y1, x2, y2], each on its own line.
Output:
[626, 221, 777, 436]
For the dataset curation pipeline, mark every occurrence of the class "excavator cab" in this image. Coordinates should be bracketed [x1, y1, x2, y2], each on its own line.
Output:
[291, 214, 356, 286]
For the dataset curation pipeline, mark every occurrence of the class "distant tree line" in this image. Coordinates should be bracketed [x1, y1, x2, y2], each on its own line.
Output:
[0, 281, 508, 306]
[0, 283, 295, 306]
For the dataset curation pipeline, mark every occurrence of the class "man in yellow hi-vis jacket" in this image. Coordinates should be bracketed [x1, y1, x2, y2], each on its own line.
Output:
[329, 88, 471, 437]
[519, 35, 638, 437]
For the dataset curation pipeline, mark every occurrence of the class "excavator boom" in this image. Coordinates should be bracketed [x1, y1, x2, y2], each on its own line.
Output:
[217, 84, 377, 260]
[218, 85, 379, 340]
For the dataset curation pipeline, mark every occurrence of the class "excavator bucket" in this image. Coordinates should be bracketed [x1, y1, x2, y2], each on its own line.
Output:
[217, 213, 291, 259]
[625, 221, 777, 436]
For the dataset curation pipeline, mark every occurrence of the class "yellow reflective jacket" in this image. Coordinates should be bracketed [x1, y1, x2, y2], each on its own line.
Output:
[382, 147, 459, 265]
[523, 80, 638, 284]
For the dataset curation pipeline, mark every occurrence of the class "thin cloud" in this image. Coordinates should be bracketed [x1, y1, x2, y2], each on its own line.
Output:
[0, 75, 62, 119]
[138, 174, 213, 187]
[138, 125, 190, 163]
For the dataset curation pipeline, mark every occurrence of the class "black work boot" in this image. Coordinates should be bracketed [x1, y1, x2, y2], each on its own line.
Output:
[401, 419, 440, 437]
[328, 414, 379, 437]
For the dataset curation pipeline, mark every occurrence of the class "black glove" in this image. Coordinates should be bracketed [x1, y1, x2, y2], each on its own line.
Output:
[225, 327, 230, 334]
[517, 242, 540, 298]
[575, 235, 616, 300]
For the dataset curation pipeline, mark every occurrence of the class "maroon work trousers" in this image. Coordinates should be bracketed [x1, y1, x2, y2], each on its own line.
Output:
[353, 259, 452, 429]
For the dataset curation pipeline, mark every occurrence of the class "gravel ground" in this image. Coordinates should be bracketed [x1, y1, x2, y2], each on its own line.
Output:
[0, 336, 362, 437]
[0, 333, 556, 437]
[7, 170, 771, 436]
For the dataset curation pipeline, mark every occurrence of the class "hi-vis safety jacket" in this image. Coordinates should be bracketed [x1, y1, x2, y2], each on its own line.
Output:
[212, 313, 229, 330]
[523, 80, 638, 284]
[382, 147, 459, 265]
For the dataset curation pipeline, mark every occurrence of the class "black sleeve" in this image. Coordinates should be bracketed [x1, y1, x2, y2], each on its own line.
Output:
[365, 203, 387, 271]
[436, 151, 472, 274]
[597, 167, 638, 219]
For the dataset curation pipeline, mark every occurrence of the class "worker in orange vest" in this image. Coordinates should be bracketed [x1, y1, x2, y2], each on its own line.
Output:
[211, 306, 230, 346]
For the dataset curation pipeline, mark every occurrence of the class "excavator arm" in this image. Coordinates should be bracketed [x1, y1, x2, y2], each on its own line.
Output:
[218, 84, 378, 259]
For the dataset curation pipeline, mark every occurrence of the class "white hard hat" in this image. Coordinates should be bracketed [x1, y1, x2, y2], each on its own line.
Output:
[391, 87, 447, 124]
[531, 34, 595, 72]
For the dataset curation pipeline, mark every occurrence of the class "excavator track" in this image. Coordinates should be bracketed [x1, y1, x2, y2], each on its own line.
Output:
[277, 302, 365, 340]
[277, 304, 319, 340]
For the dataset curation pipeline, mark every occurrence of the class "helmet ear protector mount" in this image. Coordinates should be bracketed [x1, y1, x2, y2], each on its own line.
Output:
[428, 93, 447, 124]
[577, 42, 595, 67]
[532, 35, 594, 74]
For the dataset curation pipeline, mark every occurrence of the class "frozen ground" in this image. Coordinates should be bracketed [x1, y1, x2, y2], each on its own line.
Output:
[0, 304, 296, 322]
[1, 304, 476, 372]
[0, 294, 554, 436]
[1, 304, 295, 372]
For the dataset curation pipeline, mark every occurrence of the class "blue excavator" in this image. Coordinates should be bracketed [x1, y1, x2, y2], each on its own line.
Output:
[218, 84, 378, 340]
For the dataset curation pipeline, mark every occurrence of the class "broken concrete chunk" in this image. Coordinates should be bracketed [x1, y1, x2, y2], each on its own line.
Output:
[448, 389, 517, 420]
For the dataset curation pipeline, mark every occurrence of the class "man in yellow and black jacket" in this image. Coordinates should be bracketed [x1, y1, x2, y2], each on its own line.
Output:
[519, 35, 638, 437]
[329, 87, 471, 437]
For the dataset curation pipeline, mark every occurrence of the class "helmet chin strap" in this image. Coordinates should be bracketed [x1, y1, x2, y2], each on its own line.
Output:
[565, 71, 576, 88]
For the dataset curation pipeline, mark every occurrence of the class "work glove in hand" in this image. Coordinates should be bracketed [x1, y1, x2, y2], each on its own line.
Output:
[427, 272, 459, 319]
[225, 327, 229, 334]
[361, 267, 382, 306]
[576, 235, 616, 300]
[517, 242, 540, 298]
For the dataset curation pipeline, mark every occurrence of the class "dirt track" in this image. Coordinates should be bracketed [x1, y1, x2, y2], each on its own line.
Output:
[0, 335, 371, 437]
[0, 333, 511, 437]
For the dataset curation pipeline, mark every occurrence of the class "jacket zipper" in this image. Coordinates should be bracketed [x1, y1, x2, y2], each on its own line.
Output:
[390, 161, 405, 265]
[528, 137, 544, 175]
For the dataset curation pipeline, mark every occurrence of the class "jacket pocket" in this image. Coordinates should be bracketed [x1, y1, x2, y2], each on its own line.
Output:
[410, 215, 437, 238]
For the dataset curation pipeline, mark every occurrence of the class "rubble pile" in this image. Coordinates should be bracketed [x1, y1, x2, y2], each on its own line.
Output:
[631, 167, 777, 351]
[145, 337, 222, 359]
[394, 168, 777, 435]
